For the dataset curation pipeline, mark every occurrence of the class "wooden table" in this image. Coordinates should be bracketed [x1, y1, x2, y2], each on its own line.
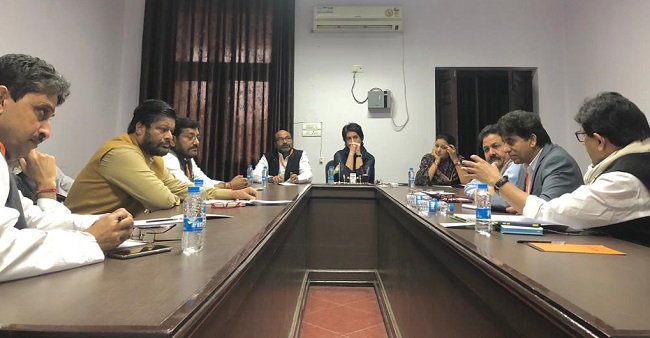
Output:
[1, 184, 648, 337]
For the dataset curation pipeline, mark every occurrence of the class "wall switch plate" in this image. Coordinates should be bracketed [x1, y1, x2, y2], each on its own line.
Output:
[302, 129, 321, 137]
[302, 122, 322, 137]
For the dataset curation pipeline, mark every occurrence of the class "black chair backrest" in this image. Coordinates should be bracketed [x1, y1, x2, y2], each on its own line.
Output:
[324, 160, 336, 181]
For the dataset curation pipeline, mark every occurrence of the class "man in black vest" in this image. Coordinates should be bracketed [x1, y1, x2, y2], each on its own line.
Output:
[464, 92, 650, 246]
[252, 130, 313, 184]
[0, 53, 134, 282]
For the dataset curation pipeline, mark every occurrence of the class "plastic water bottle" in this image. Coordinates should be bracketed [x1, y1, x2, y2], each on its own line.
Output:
[194, 177, 205, 197]
[262, 166, 268, 188]
[193, 178, 207, 211]
[246, 164, 253, 182]
[327, 166, 335, 184]
[182, 186, 204, 254]
[407, 167, 415, 192]
[475, 183, 492, 235]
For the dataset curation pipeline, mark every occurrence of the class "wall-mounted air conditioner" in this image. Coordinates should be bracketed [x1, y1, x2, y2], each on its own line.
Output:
[313, 5, 402, 33]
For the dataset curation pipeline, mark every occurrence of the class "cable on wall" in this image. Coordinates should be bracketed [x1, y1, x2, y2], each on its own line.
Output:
[351, 71, 368, 104]
[392, 33, 410, 131]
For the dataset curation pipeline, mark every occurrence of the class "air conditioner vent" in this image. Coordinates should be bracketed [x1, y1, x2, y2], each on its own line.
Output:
[313, 5, 403, 33]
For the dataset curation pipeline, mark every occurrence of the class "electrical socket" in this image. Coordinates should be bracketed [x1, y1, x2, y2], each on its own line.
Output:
[319, 157, 324, 164]
[351, 65, 364, 73]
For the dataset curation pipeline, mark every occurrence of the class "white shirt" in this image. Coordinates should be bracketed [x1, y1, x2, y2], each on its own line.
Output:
[162, 151, 222, 187]
[523, 171, 650, 230]
[252, 151, 313, 183]
[1, 154, 103, 282]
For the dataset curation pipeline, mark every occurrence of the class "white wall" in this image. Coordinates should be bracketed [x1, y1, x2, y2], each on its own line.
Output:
[3, 0, 649, 183]
[295, 0, 570, 183]
[564, 0, 650, 169]
[0, 0, 145, 176]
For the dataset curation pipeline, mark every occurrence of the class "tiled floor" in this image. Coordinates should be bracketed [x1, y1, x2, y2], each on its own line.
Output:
[299, 286, 389, 338]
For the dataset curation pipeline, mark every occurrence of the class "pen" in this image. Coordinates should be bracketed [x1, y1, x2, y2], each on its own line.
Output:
[517, 240, 566, 244]
[500, 221, 542, 227]
[449, 215, 472, 223]
[144, 218, 177, 223]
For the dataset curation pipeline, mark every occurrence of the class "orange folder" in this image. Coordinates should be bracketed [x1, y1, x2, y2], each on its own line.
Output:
[527, 243, 625, 255]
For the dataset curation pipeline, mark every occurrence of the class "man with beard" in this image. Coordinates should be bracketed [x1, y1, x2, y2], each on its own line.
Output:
[462, 110, 582, 204]
[163, 117, 248, 189]
[1, 53, 133, 282]
[464, 124, 525, 211]
[464, 93, 650, 245]
[65, 100, 258, 215]
[252, 130, 313, 184]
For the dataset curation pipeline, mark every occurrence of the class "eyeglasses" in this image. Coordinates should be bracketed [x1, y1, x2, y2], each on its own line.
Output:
[210, 201, 246, 209]
[574, 131, 588, 143]
[275, 136, 292, 142]
[132, 224, 177, 243]
[181, 134, 200, 142]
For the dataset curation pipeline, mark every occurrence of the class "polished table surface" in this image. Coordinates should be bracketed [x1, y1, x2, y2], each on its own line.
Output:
[0, 184, 308, 336]
[1, 184, 649, 337]
[379, 186, 650, 336]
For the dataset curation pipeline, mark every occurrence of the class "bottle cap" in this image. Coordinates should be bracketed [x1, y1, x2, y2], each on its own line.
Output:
[194, 178, 204, 186]
[409, 167, 413, 170]
[188, 186, 200, 193]
[449, 204, 455, 212]
[248, 164, 253, 168]
[263, 166, 268, 169]
[478, 183, 488, 189]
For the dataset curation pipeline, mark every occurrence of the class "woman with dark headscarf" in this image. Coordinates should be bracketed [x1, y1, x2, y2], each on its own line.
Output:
[415, 133, 469, 186]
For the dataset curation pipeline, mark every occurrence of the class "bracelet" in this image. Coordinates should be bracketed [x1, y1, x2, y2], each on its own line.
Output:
[33, 187, 57, 200]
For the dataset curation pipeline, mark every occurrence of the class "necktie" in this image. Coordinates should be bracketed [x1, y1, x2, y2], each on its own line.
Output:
[6, 169, 28, 229]
[184, 161, 193, 181]
[525, 172, 530, 193]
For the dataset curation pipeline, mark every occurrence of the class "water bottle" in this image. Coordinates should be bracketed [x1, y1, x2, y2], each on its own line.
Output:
[429, 198, 438, 214]
[246, 164, 253, 182]
[327, 166, 335, 184]
[262, 166, 268, 188]
[194, 178, 208, 201]
[408, 167, 415, 192]
[193, 178, 207, 211]
[475, 183, 492, 235]
[182, 186, 205, 254]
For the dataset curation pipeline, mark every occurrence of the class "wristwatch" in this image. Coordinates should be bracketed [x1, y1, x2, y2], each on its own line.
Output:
[494, 176, 509, 191]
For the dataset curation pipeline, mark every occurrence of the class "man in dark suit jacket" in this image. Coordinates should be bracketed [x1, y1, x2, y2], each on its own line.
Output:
[464, 93, 650, 246]
[462, 110, 582, 212]
[252, 130, 313, 184]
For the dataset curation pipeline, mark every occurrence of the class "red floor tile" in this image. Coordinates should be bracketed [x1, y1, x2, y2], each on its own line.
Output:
[298, 322, 341, 338]
[299, 286, 388, 338]
[346, 323, 390, 338]
[309, 286, 376, 305]
[303, 294, 340, 314]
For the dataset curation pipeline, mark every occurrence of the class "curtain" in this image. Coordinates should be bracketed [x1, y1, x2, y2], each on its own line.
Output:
[140, 0, 294, 181]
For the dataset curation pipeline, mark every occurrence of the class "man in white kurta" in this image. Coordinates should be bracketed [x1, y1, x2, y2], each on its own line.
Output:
[0, 53, 134, 282]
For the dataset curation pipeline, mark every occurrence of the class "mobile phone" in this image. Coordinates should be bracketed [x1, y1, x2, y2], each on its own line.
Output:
[108, 244, 172, 259]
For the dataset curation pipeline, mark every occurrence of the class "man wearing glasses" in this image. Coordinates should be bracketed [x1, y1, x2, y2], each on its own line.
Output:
[163, 117, 249, 189]
[252, 130, 313, 184]
[462, 109, 582, 206]
[464, 92, 650, 245]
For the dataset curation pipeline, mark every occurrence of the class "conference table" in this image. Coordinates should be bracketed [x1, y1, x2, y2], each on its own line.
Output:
[1, 184, 649, 338]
